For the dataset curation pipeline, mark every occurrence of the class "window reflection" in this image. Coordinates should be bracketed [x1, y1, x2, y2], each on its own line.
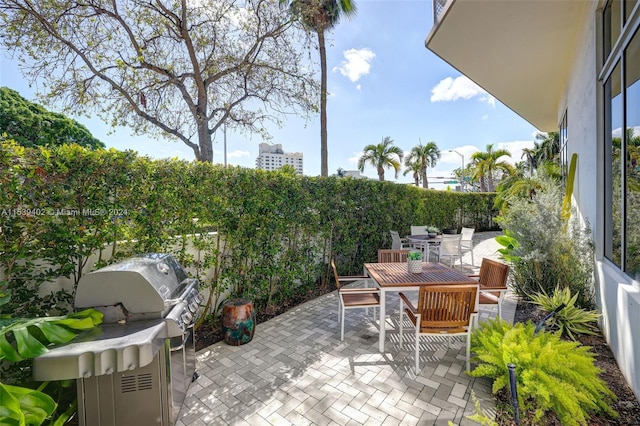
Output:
[605, 0, 622, 59]
[605, 62, 622, 268]
[625, 28, 640, 278]
[625, 0, 638, 23]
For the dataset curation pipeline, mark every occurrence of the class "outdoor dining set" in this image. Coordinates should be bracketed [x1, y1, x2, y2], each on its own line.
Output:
[332, 227, 510, 374]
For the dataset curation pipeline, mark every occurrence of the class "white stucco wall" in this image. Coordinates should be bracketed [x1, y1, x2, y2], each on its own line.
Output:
[564, 1, 640, 401]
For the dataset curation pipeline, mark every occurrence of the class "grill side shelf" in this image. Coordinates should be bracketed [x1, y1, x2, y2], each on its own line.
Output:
[32, 320, 167, 381]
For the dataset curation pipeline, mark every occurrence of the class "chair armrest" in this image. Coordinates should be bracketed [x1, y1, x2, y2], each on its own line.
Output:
[340, 287, 379, 294]
[338, 275, 369, 282]
[399, 292, 417, 314]
[480, 286, 508, 292]
[467, 274, 480, 278]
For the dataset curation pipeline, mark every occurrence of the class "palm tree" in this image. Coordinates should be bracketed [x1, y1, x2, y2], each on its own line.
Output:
[533, 131, 560, 165]
[358, 136, 403, 181]
[495, 161, 561, 213]
[404, 140, 440, 189]
[282, 0, 357, 177]
[403, 158, 422, 186]
[470, 143, 513, 192]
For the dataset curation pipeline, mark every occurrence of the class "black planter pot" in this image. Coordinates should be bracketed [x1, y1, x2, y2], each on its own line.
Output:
[442, 228, 458, 234]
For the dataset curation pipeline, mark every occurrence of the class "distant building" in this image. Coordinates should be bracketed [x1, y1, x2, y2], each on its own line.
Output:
[342, 170, 368, 179]
[255, 143, 303, 174]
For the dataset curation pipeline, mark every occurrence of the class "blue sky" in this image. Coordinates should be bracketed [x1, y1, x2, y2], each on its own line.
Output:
[0, 1, 538, 188]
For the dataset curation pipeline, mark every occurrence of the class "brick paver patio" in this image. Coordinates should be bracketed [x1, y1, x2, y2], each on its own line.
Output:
[178, 232, 515, 425]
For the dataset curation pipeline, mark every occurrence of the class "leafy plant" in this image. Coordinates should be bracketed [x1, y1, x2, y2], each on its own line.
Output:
[426, 225, 439, 234]
[0, 382, 56, 426]
[495, 229, 520, 263]
[0, 292, 103, 426]
[470, 318, 617, 425]
[530, 287, 600, 340]
[496, 173, 595, 308]
[408, 251, 422, 261]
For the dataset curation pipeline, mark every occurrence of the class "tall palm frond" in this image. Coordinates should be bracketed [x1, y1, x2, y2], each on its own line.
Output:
[405, 140, 440, 188]
[358, 136, 403, 181]
[281, 0, 357, 177]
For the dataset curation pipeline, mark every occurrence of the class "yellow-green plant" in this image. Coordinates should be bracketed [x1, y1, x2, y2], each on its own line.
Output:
[530, 287, 600, 340]
[470, 318, 617, 425]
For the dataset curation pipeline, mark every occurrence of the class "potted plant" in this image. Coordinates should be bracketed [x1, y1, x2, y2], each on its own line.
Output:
[426, 225, 439, 238]
[407, 251, 422, 273]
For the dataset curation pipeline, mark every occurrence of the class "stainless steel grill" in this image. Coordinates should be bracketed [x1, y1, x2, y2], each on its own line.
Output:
[33, 253, 202, 426]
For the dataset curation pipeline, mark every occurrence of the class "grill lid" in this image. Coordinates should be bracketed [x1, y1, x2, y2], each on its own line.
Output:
[75, 253, 189, 315]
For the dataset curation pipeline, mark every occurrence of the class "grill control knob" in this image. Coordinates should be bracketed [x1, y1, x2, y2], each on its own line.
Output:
[181, 312, 193, 324]
[189, 302, 199, 313]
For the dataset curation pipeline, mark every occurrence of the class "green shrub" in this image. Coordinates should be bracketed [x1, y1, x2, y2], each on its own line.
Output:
[496, 174, 595, 308]
[470, 318, 617, 425]
[531, 287, 600, 340]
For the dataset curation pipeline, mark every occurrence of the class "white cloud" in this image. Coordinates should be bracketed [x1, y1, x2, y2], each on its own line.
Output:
[356, 84, 362, 91]
[348, 152, 361, 165]
[333, 48, 376, 83]
[495, 140, 535, 165]
[430, 76, 494, 106]
[228, 149, 250, 158]
[481, 114, 489, 120]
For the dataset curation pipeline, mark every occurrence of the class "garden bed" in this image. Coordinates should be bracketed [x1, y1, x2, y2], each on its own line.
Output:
[494, 300, 640, 425]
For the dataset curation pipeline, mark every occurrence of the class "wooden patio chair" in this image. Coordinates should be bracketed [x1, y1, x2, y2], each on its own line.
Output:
[331, 259, 380, 341]
[469, 258, 510, 320]
[399, 284, 478, 373]
[377, 249, 411, 263]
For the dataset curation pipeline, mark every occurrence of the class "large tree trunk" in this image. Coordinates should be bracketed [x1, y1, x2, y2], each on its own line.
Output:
[318, 30, 328, 177]
[421, 166, 428, 189]
[197, 119, 212, 162]
[377, 166, 385, 181]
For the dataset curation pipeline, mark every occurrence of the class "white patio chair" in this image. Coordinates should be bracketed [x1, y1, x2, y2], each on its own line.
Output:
[460, 227, 475, 266]
[436, 233, 463, 270]
[410, 225, 428, 236]
[390, 230, 409, 249]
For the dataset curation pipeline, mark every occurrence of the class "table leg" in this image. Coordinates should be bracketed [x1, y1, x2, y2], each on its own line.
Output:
[379, 289, 386, 352]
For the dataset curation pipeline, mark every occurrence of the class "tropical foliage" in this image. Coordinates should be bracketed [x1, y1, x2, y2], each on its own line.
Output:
[281, 0, 357, 176]
[0, 292, 103, 426]
[470, 318, 617, 425]
[404, 140, 441, 188]
[358, 136, 404, 181]
[0, 0, 318, 162]
[530, 287, 600, 340]
[496, 171, 595, 308]
[469, 144, 513, 192]
[0, 87, 104, 149]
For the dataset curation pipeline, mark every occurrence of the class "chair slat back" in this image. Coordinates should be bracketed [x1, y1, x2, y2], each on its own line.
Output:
[331, 259, 342, 290]
[378, 249, 410, 263]
[439, 234, 462, 256]
[411, 225, 428, 235]
[416, 285, 477, 330]
[478, 258, 510, 291]
[460, 227, 475, 242]
[390, 231, 403, 249]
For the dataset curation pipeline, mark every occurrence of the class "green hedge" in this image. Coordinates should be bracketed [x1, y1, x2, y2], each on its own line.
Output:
[0, 142, 498, 316]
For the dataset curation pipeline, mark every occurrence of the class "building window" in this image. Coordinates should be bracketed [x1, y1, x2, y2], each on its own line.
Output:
[602, 2, 640, 278]
[559, 111, 569, 179]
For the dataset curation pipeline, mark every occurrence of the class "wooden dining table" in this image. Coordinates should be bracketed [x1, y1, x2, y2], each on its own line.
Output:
[364, 261, 477, 352]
